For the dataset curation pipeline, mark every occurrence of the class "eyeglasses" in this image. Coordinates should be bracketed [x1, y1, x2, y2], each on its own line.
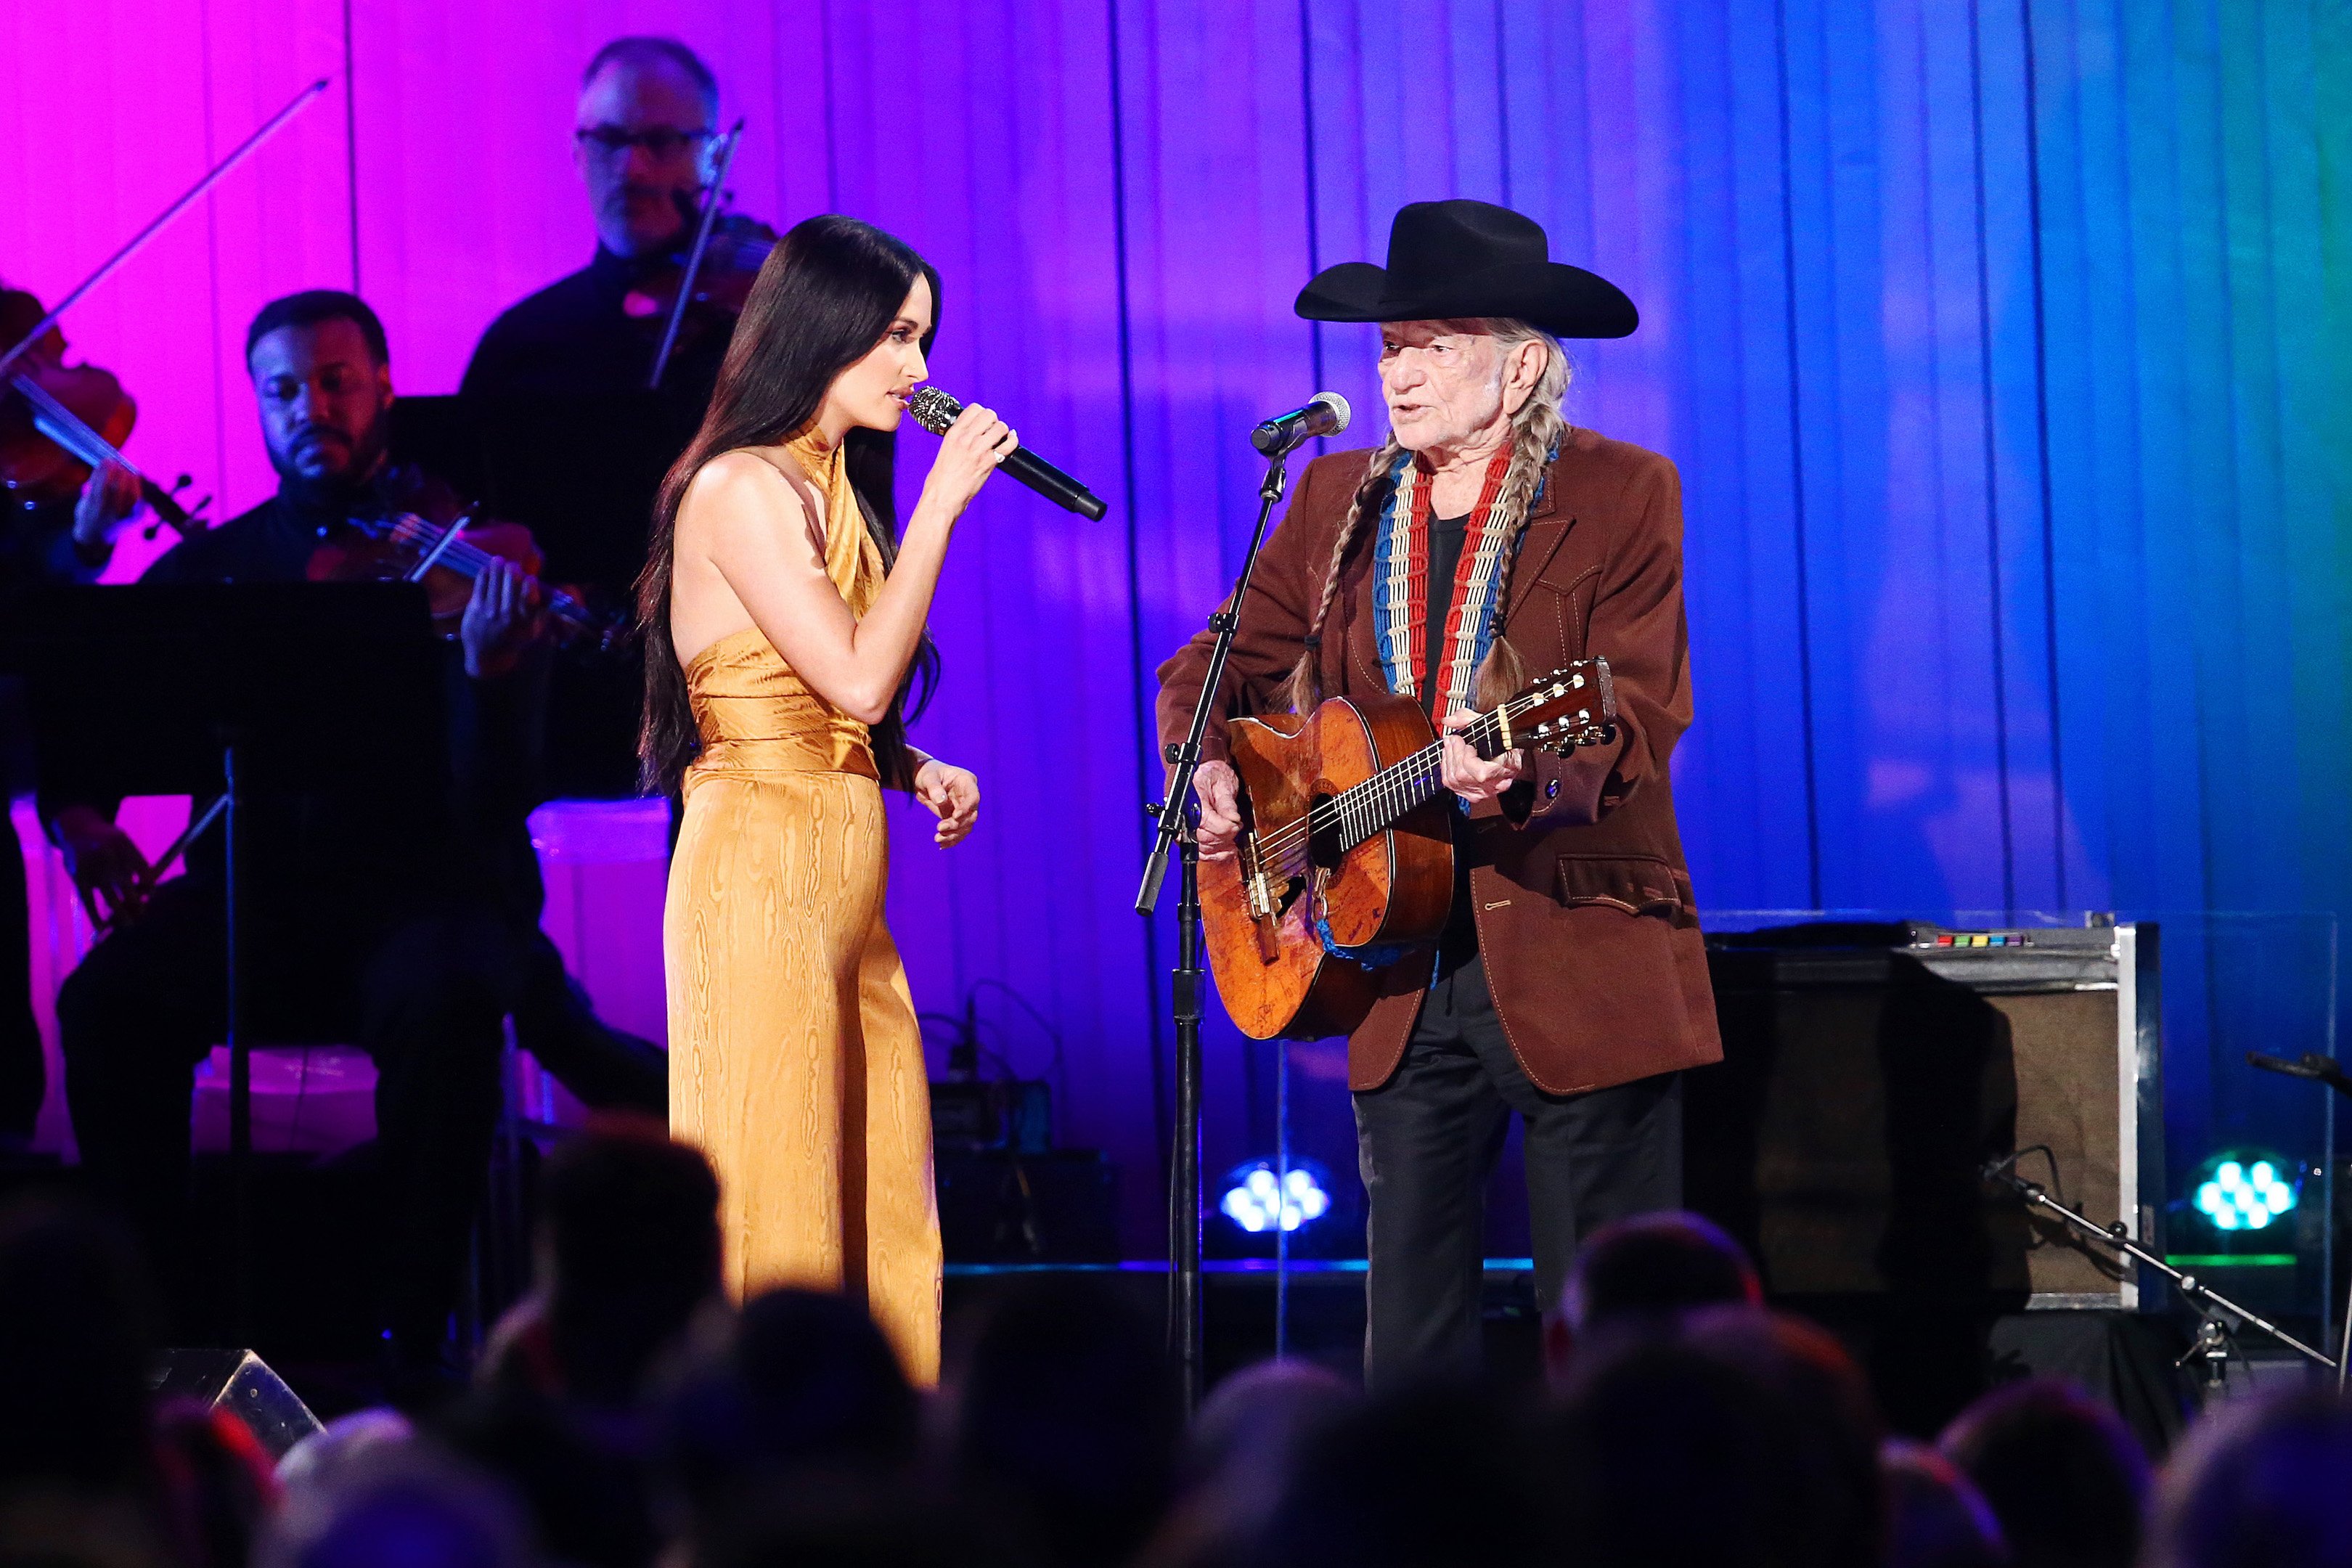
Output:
[574, 125, 714, 160]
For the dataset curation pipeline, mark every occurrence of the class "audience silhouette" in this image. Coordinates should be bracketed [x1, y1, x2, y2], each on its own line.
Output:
[0, 1155, 2340, 1568]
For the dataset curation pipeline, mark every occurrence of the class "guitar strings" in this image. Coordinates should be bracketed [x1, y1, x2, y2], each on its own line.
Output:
[1246, 704, 1514, 867]
[1241, 695, 1541, 877]
[1239, 679, 1607, 879]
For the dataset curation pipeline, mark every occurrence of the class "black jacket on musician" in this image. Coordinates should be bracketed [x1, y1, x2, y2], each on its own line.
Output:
[462, 246, 725, 411]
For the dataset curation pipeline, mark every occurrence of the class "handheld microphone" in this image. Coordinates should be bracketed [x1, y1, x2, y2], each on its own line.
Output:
[1251, 391, 1351, 456]
[905, 386, 1108, 520]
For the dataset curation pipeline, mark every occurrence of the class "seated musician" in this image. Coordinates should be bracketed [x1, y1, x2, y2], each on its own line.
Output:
[462, 37, 729, 404]
[1, 292, 144, 1146]
[45, 290, 654, 1381]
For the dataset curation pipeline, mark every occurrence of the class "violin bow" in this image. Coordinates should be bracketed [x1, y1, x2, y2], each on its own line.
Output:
[648, 117, 748, 391]
[0, 77, 331, 379]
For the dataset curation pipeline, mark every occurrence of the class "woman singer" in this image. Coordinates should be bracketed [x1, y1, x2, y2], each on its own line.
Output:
[640, 214, 1006, 1384]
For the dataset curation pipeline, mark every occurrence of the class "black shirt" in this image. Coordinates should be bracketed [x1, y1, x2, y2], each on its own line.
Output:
[1420, 512, 1479, 963]
[144, 462, 467, 587]
[1422, 511, 1469, 714]
[462, 247, 726, 411]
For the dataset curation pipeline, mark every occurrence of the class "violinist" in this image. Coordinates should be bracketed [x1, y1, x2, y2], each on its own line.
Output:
[462, 37, 738, 407]
[45, 290, 656, 1383]
[1, 283, 147, 1148]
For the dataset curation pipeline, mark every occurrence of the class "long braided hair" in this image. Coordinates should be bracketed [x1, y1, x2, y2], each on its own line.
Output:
[1283, 319, 1569, 715]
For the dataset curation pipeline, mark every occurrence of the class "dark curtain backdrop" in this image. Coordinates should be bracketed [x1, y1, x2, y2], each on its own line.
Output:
[6, 0, 2347, 1251]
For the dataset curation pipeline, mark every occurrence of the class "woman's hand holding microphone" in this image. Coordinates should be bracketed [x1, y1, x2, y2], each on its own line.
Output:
[915, 403, 1018, 523]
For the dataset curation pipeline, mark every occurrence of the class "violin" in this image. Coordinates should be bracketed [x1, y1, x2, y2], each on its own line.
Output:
[306, 505, 626, 653]
[632, 123, 777, 391]
[0, 285, 210, 538]
[624, 204, 778, 335]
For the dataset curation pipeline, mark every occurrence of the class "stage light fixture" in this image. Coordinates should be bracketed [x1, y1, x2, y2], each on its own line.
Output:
[1219, 1160, 1331, 1234]
[2190, 1149, 2299, 1233]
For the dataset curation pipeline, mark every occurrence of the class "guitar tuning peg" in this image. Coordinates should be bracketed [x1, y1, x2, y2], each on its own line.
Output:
[1571, 673, 1585, 688]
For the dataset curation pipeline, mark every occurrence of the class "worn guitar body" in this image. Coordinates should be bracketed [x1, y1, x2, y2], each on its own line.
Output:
[1201, 693, 1453, 1040]
[1196, 661, 1617, 1042]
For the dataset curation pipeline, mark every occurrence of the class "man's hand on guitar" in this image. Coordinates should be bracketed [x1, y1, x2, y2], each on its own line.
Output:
[1440, 709, 1527, 807]
[1189, 759, 1243, 862]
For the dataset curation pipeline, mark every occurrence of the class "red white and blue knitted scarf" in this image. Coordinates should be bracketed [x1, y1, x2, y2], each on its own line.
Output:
[1369, 446, 1518, 715]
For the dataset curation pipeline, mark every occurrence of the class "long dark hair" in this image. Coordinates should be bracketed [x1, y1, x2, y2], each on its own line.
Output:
[637, 214, 943, 795]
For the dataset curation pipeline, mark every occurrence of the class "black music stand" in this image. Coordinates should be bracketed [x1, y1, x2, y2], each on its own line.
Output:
[4, 583, 445, 1336]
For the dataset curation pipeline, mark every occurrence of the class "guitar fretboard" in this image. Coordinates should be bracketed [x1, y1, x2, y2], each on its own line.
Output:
[1324, 703, 1516, 852]
[1251, 673, 1606, 881]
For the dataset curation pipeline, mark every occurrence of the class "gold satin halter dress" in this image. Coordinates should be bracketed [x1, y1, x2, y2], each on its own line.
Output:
[664, 433, 942, 1385]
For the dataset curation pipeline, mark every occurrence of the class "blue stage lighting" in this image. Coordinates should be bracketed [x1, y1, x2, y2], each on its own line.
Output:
[1219, 1160, 1331, 1234]
[2190, 1150, 2298, 1233]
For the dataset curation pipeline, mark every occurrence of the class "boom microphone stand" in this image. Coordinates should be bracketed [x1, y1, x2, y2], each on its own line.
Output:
[1138, 446, 1294, 1416]
[1984, 1157, 2337, 1381]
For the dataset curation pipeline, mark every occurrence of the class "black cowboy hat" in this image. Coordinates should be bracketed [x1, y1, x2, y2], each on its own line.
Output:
[1294, 199, 1638, 339]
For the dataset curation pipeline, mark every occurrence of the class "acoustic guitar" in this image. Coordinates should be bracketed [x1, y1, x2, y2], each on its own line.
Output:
[1201, 662, 1618, 1040]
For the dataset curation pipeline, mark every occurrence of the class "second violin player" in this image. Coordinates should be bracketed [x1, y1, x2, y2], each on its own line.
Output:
[463, 37, 758, 410]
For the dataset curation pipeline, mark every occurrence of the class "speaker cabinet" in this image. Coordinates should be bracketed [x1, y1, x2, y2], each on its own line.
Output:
[1689, 922, 2163, 1310]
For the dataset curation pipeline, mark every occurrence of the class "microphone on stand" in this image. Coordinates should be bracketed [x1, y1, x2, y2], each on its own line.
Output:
[905, 386, 1108, 520]
[1251, 391, 1351, 455]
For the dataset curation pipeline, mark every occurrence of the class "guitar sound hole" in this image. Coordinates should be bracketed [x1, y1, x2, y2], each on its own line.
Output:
[1305, 792, 1344, 870]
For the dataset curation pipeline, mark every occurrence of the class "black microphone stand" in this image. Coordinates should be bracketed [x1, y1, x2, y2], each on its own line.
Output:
[1983, 1159, 2337, 1387]
[1138, 445, 1293, 1416]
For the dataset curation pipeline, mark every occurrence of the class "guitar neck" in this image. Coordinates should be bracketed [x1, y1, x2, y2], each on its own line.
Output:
[1326, 702, 1522, 853]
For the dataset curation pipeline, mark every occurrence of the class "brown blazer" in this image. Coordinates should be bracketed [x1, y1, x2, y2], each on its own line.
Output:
[1156, 427, 1722, 1095]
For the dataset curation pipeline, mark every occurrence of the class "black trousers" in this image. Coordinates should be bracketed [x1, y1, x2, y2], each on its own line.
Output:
[1352, 952, 1683, 1389]
[507, 931, 667, 1116]
[54, 873, 526, 1352]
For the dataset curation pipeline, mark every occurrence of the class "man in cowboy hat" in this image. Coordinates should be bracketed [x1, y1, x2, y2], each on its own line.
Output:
[1158, 199, 1720, 1387]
